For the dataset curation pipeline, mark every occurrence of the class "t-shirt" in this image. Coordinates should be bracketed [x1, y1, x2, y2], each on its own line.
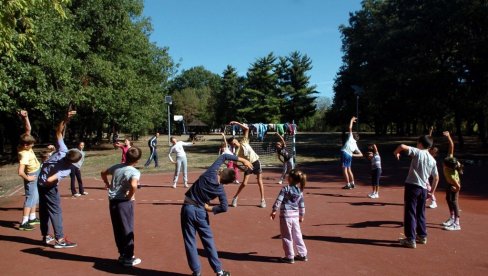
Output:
[237, 137, 259, 163]
[18, 148, 40, 174]
[341, 133, 359, 156]
[38, 138, 72, 187]
[120, 145, 130, 163]
[443, 154, 460, 186]
[71, 149, 85, 168]
[185, 154, 238, 214]
[277, 147, 291, 162]
[405, 147, 438, 189]
[371, 153, 381, 169]
[169, 141, 193, 162]
[107, 164, 141, 201]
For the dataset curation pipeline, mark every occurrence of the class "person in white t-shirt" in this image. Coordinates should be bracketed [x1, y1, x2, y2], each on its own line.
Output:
[168, 137, 194, 188]
[341, 117, 363, 189]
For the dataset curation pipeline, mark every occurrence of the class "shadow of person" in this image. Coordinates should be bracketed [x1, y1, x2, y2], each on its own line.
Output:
[0, 220, 20, 230]
[21, 247, 187, 275]
[303, 235, 401, 248]
[0, 234, 44, 246]
[197, 249, 279, 263]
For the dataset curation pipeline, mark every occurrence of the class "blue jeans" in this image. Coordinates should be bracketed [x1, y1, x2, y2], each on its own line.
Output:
[38, 185, 64, 239]
[404, 184, 427, 241]
[181, 204, 221, 274]
[24, 170, 39, 208]
[173, 155, 188, 184]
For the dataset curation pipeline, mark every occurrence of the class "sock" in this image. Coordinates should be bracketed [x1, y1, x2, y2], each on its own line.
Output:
[351, 181, 355, 185]
[455, 217, 460, 225]
[29, 213, 36, 220]
[21, 216, 29, 224]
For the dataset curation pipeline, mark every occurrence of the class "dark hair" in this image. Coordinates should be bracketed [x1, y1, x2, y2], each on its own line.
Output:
[288, 169, 307, 191]
[66, 149, 82, 163]
[40, 151, 51, 161]
[20, 134, 36, 145]
[219, 168, 236, 184]
[353, 133, 360, 141]
[417, 135, 433, 149]
[226, 137, 234, 144]
[126, 147, 142, 163]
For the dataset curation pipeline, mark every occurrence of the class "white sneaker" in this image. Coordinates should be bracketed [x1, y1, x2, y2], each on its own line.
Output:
[184, 183, 189, 188]
[259, 199, 266, 208]
[428, 201, 437, 208]
[172, 184, 176, 189]
[231, 197, 238, 207]
[374, 193, 379, 198]
[444, 223, 461, 231]
[122, 257, 142, 267]
[368, 193, 375, 198]
[278, 180, 283, 185]
[82, 192, 88, 195]
[72, 193, 81, 197]
[442, 217, 454, 226]
[234, 180, 240, 184]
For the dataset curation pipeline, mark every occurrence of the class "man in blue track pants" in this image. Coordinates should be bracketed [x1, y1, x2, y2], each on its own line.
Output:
[181, 154, 252, 276]
[144, 132, 159, 168]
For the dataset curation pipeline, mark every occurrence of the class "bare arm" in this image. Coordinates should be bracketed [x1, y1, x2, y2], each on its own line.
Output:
[348, 116, 357, 133]
[393, 144, 410, 160]
[230, 121, 249, 138]
[18, 164, 36, 181]
[101, 169, 111, 189]
[237, 156, 253, 170]
[56, 111, 76, 140]
[221, 133, 228, 148]
[19, 110, 31, 135]
[443, 131, 454, 156]
[126, 177, 138, 200]
[429, 126, 434, 137]
[430, 174, 439, 195]
[275, 132, 286, 147]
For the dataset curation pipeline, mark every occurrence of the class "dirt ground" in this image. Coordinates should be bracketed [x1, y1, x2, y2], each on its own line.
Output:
[1, 155, 487, 276]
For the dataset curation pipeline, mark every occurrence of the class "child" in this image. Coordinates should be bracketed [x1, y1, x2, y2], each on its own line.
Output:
[144, 132, 159, 168]
[168, 137, 194, 188]
[276, 133, 294, 185]
[70, 141, 87, 197]
[367, 144, 381, 198]
[426, 127, 438, 208]
[37, 110, 81, 248]
[17, 110, 40, 231]
[101, 146, 143, 267]
[442, 131, 462, 231]
[341, 117, 363, 189]
[229, 121, 266, 208]
[394, 135, 439, 249]
[181, 153, 252, 276]
[114, 138, 132, 163]
[219, 133, 239, 184]
[270, 169, 308, 264]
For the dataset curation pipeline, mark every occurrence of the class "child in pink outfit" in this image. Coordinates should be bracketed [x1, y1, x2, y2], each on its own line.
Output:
[270, 169, 308, 264]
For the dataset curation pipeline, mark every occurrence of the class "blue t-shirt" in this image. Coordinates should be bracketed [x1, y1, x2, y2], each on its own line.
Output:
[38, 138, 72, 187]
[185, 154, 237, 214]
[107, 164, 141, 200]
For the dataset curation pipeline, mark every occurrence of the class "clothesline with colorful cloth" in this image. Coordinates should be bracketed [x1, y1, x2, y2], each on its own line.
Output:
[228, 123, 298, 141]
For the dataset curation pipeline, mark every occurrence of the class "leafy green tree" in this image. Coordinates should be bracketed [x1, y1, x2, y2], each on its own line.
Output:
[214, 65, 244, 125]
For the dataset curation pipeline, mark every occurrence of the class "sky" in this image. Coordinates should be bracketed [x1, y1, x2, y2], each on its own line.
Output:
[142, 0, 363, 99]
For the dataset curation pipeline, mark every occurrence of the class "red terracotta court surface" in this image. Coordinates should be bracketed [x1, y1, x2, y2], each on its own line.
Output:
[1, 161, 487, 275]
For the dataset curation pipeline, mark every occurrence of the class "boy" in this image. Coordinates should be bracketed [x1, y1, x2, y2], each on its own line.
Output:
[37, 110, 81, 248]
[181, 153, 252, 276]
[168, 137, 194, 188]
[341, 116, 363, 189]
[394, 135, 439, 248]
[228, 121, 266, 208]
[144, 132, 159, 168]
[17, 110, 40, 231]
[70, 141, 87, 197]
[101, 147, 143, 267]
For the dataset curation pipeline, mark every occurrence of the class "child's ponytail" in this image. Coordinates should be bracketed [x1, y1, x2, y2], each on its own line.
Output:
[299, 172, 307, 191]
[289, 169, 307, 191]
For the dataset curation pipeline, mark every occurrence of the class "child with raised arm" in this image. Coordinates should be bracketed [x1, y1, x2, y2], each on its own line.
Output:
[442, 131, 462, 231]
[181, 154, 252, 276]
[169, 137, 194, 188]
[426, 126, 439, 208]
[341, 116, 363, 189]
[101, 146, 143, 267]
[276, 133, 294, 185]
[270, 169, 308, 264]
[394, 135, 439, 249]
[219, 133, 240, 184]
[228, 121, 266, 208]
[114, 138, 132, 163]
[17, 110, 40, 231]
[37, 111, 81, 248]
[367, 144, 382, 198]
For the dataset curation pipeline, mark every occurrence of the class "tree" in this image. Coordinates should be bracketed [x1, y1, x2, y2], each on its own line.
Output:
[215, 65, 244, 125]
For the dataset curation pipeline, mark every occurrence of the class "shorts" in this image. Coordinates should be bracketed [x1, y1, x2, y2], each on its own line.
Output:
[244, 160, 262, 176]
[341, 151, 352, 168]
[24, 170, 40, 208]
[371, 168, 382, 186]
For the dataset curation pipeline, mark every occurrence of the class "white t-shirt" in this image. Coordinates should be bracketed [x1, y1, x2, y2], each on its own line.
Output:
[341, 133, 359, 156]
[168, 141, 193, 162]
[405, 147, 438, 189]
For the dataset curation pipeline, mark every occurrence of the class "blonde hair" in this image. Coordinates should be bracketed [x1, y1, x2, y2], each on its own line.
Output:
[288, 169, 307, 191]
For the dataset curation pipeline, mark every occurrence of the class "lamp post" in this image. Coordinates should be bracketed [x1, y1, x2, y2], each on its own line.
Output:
[351, 85, 364, 133]
[165, 96, 173, 146]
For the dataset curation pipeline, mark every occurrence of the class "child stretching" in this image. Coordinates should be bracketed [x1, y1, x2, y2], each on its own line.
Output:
[442, 131, 462, 231]
[219, 133, 240, 184]
[341, 117, 363, 189]
[270, 169, 308, 264]
[276, 133, 294, 185]
[101, 147, 143, 267]
[114, 138, 132, 163]
[367, 144, 382, 198]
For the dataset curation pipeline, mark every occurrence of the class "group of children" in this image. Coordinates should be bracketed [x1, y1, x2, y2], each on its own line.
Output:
[340, 116, 463, 249]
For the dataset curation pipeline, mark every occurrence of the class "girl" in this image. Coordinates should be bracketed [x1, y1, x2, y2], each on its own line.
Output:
[114, 138, 132, 164]
[219, 132, 240, 184]
[367, 144, 382, 198]
[442, 131, 462, 231]
[270, 169, 308, 264]
[276, 133, 294, 185]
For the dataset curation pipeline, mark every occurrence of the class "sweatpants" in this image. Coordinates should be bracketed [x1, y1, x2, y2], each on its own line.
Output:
[173, 155, 188, 184]
[70, 167, 84, 195]
[280, 210, 307, 259]
[144, 146, 158, 167]
[38, 184, 64, 239]
[404, 184, 427, 241]
[109, 200, 135, 259]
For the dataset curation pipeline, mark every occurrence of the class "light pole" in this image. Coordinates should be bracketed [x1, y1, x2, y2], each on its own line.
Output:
[165, 96, 172, 146]
[351, 85, 364, 133]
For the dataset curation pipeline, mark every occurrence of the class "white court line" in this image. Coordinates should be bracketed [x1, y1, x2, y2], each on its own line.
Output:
[1, 185, 24, 198]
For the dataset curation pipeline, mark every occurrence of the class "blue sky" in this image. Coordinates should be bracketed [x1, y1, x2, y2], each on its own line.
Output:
[142, 0, 362, 99]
